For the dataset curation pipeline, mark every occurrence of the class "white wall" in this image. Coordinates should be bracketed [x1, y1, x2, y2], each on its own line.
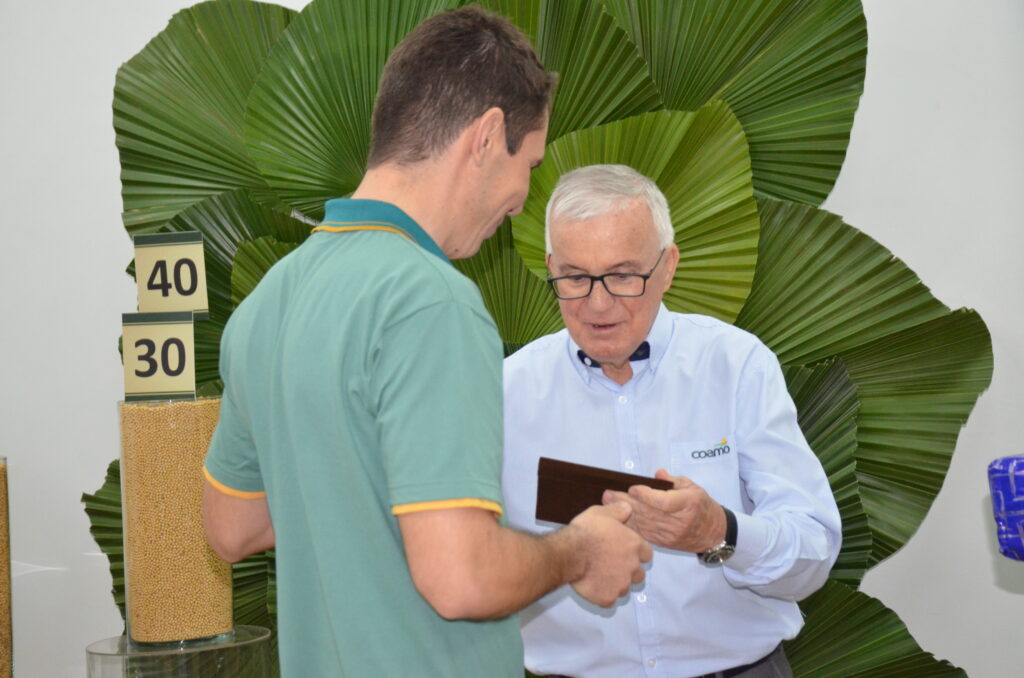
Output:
[0, 1, 1019, 676]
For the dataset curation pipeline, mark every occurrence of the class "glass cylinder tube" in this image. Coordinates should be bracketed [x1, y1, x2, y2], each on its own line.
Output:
[0, 457, 10, 678]
[119, 399, 232, 645]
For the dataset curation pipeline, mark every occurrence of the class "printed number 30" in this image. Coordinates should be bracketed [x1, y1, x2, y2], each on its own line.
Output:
[134, 338, 186, 377]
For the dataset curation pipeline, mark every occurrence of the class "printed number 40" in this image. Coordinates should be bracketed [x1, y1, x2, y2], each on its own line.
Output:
[147, 259, 198, 297]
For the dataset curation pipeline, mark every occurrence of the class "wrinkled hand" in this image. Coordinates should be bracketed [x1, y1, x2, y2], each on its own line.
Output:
[566, 501, 653, 607]
[603, 468, 725, 553]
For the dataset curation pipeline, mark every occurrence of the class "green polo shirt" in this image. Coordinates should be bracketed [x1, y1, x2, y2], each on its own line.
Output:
[204, 199, 522, 677]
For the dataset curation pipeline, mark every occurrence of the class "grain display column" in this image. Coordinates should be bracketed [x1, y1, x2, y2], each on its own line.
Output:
[120, 399, 232, 645]
[0, 457, 10, 678]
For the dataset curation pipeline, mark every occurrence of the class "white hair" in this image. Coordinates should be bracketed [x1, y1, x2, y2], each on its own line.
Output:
[544, 164, 674, 254]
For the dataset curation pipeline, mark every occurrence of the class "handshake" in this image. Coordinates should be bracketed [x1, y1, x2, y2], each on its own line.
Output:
[548, 464, 726, 608]
[557, 501, 653, 607]
[401, 463, 726, 619]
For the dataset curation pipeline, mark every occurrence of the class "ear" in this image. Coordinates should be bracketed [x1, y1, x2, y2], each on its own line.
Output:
[545, 252, 554, 275]
[660, 243, 680, 293]
[469, 107, 506, 167]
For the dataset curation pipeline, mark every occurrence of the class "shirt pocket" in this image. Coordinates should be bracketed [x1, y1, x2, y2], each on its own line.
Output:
[668, 438, 741, 504]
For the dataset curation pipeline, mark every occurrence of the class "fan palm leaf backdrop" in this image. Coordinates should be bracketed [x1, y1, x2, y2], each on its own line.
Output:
[83, 1, 992, 675]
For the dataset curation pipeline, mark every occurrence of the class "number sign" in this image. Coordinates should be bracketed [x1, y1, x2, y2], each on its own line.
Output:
[122, 312, 195, 402]
[133, 232, 209, 319]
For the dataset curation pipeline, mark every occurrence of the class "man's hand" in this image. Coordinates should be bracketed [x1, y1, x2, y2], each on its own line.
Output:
[564, 501, 653, 606]
[603, 468, 726, 553]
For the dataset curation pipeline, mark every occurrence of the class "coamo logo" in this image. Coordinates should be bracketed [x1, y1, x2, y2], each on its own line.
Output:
[691, 438, 731, 459]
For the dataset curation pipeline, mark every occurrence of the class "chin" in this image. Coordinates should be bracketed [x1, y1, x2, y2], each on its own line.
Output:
[578, 340, 628, 363]
[451, 244, 480, 260]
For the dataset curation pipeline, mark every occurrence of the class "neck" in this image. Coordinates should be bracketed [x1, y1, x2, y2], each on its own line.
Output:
[352, 159, 464, 257]
[601, 360, 633, 385]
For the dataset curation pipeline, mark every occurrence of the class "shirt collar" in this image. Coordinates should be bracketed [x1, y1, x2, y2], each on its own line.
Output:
[321, 198, 450, 264]
[566, 304, 674, 386]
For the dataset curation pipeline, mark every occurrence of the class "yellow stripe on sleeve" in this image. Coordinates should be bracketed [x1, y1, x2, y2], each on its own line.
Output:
[203, 466, 267, 500]
[392, 498, 504, 517]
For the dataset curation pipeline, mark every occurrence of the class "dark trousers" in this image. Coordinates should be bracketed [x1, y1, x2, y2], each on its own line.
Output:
[545, 642, 792, 678]
[694, 643, 792, 678]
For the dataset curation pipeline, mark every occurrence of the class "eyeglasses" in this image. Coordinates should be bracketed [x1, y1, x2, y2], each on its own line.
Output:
[547, 249, 666, 300]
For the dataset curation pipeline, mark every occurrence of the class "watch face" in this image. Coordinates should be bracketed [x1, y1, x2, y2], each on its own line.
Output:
[700, 544, 735, 565]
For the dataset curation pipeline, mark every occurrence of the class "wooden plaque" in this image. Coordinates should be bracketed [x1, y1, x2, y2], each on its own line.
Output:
[536, 457, 673, 525]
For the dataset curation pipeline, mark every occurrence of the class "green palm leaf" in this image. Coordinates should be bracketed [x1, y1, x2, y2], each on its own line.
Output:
[232, 549, 276, 628]
[736, 198, 950, 365]
[718, 2, 867, 205]
[786, 580, 966, 677]
[478, 0, 662, 140]
[783, 360, 869, 586]
[244, 0, 460, 220]
[513, 104, 760, 322]
[454, 221, 563, 356]
[81, 460, 126, 623]
[603, 0, 866, 205]
[840, 310, 992, 564]
[232, 237, 302, 307]
[114, 0, 297, 233]
[737, 198, 993, 564]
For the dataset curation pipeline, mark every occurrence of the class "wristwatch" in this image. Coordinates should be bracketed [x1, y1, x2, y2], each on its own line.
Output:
[697, 505, 737, 565]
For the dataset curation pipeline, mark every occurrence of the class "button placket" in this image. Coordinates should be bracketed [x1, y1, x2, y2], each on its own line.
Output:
[613, 385, 639, 475]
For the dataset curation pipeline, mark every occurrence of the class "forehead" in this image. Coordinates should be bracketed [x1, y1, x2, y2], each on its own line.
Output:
[550, 201, 659, 266]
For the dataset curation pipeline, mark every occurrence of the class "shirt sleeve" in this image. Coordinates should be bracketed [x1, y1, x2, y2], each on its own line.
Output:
[723, 344, 842, 600]
[204, 363, 265, 498]
[374, 298, 505, 516]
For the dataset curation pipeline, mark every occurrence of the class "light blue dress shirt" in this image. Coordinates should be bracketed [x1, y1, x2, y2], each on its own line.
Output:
[502, 305, 841, 678]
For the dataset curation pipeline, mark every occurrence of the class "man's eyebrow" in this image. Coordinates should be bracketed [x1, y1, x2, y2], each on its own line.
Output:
[555, 259, 644, 274]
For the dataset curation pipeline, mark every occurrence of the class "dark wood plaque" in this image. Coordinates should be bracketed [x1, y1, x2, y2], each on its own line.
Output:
[536, 457, 673, 525]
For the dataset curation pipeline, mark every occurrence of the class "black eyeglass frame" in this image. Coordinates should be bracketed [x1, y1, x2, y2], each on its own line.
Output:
[546, 248, 667, 300]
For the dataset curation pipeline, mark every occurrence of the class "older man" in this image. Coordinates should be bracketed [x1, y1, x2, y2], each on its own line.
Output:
[502, 164, 841, 678]
[202, 13, 651, 678]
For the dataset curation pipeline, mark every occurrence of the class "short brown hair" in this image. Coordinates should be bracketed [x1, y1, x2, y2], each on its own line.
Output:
[367, 6, 555, 168]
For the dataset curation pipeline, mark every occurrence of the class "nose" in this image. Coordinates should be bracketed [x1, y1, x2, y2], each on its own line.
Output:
[585, 278, 616, 312]
[507, 204, 524, 217]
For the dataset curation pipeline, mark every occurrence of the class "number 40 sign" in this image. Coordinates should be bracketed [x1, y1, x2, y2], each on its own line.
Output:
[133, 232, 209, 319]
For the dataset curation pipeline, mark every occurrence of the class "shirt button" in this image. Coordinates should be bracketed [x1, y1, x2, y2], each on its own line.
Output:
[637, 592, 647, 603]
[647, 658, 657, 668]
[618, 395, 628, 404]
[624, 460, 635, 470]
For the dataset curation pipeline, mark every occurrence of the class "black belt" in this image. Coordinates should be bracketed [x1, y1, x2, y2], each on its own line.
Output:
[545, 644, 784, 678]
[692, 643, 783, 678]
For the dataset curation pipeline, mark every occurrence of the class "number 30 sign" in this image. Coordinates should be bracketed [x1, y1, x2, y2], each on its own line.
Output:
[122, 312, 195, 401]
